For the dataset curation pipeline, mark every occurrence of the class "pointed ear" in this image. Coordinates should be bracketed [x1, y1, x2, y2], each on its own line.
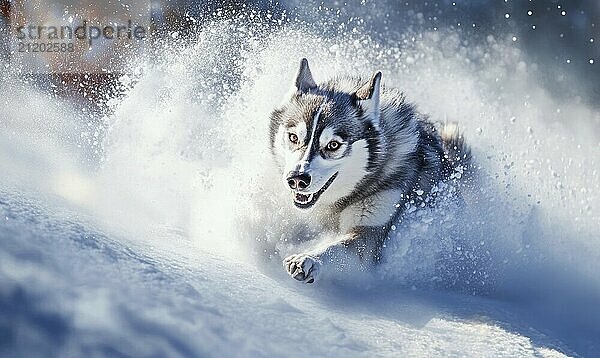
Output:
[353, 71, 382, 101]
[353, 72, 382, 129]
[295, 58, 317, 93]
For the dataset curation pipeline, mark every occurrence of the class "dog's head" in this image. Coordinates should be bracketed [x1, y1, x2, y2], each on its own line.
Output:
[269, 59, 382, 210]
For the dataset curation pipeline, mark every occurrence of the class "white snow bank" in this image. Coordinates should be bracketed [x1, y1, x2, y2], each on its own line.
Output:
[0, 193, 572, 357]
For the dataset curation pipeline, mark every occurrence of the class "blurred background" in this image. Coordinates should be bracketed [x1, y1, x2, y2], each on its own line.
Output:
[1, 0, 598, 112]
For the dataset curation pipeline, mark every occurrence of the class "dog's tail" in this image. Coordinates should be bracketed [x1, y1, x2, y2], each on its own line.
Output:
[440, 122, 472, 179]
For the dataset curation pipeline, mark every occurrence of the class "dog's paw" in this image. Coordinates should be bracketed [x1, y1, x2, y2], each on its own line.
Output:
[283, 253, 321, 283]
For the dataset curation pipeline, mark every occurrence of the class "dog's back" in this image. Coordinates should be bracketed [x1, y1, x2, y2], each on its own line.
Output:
[440, 122, 472, 179]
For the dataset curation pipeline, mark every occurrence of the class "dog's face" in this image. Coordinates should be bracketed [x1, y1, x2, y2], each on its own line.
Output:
[269, 59, 382, 210]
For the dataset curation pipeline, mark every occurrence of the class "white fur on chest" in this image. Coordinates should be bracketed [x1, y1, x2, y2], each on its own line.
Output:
[338, 189, 402, 231]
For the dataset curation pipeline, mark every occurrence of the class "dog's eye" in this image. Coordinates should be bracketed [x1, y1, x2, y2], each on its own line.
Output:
[326, 140, 341, 151]
[288, 133, 298, 144]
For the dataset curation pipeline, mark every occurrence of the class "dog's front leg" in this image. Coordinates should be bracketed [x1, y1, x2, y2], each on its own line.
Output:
[283, 226, 387, 283]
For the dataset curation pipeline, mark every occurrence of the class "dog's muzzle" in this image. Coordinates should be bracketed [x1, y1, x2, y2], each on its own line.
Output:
[289, 172, 338, 209]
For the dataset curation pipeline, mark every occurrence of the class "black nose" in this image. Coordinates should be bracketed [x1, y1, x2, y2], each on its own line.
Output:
[287, 173, 311, 190]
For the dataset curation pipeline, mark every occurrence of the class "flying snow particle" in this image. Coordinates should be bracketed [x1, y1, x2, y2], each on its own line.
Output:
[590, 59, 595, 64]
[527, 10, 532, 16]
[532, 25, 536, 29]
[415, 189, 424, 196]
[561, 11, 566, 16]
[505, 13, 510, 19]
[512, 36, 517, 42]
[566, 59, 571, 63]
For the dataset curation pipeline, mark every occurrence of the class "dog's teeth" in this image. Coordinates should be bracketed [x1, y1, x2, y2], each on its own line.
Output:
[293, 192, 313, 204]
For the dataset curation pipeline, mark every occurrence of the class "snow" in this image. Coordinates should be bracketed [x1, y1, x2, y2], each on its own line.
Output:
[0, 192, 578, 357]
[1, 2, 600, 357]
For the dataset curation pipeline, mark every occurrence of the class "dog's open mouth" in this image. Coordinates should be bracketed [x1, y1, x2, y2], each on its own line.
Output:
[292, 172, 338, 209]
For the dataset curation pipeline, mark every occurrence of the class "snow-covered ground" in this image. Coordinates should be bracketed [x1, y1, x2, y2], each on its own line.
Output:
[0, 189, 583, 357]
[1, 3, 599, 357]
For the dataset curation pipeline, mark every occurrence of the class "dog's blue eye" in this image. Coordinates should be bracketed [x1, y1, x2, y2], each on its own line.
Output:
[288, 133, 298, 144]
[326, 141, 341, 151]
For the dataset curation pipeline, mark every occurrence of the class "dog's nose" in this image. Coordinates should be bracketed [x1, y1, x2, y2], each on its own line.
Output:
[287, 174, 311, 190]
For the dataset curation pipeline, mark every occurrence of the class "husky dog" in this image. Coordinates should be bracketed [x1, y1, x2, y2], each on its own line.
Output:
[269, 59, 471, 283]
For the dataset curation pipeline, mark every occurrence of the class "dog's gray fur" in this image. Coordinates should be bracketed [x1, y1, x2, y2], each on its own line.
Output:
[269, 58, 471, 283]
